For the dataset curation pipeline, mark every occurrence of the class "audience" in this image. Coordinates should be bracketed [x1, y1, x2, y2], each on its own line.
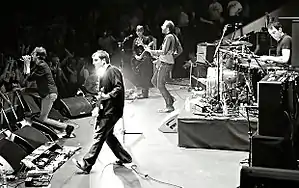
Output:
[0, 0, 287, 100]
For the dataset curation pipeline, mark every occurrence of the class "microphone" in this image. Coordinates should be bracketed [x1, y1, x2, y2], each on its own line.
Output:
[122, 34, 134, 43]
[125, 34, 133, 40]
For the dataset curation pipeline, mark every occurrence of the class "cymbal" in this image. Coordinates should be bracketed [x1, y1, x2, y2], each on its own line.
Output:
[230, 41, 253, 47]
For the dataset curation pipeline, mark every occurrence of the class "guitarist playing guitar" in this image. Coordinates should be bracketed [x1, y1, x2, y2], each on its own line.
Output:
[131, 25, 155, 98]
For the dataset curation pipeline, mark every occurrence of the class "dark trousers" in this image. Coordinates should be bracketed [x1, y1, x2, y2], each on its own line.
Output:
[151, 62, 174, 108]
[133, 57, 153, 97]
[83, 115, 131, 169]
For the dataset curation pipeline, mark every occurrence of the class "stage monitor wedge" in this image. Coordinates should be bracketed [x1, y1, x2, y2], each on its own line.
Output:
[158, 110, 180, 133]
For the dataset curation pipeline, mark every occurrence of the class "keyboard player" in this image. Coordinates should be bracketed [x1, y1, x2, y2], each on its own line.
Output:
[258, 20, 292, 67]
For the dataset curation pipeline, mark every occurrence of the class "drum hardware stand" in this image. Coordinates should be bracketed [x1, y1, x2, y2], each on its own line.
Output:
[118, 38, 127, 70]
[244, 104, 254, 167]
[244, 58, 255, 102]
[240, 87, 258, 167]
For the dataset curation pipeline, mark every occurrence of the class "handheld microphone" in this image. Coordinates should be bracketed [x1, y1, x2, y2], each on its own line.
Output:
[125, 34, 133, 40]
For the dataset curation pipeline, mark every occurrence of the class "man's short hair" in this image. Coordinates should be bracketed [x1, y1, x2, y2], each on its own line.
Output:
[267, 21, 283, 30]
[92, 50, 110, 64]
[136, 25, 144, 32]
[165, 20, 175, 33]
[31, 47, 47, 60]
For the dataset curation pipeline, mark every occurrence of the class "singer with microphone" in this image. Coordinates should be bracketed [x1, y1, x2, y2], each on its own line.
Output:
[21, 47, 74, 137]
[73, 50, 132, 174]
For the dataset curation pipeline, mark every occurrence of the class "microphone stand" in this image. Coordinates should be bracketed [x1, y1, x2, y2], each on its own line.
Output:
[213, 25, 229, 103]
[118, 39, 126, 69]
[119, 35, 133, 69]
[118, 36, 143, 144]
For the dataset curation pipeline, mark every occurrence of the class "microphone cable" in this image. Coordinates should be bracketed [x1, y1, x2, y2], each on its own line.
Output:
[130, 164, 183, 188]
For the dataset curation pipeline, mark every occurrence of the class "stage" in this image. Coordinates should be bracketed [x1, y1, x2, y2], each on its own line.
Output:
[178, 107, 258, 151]
[16, 84, 248, 188]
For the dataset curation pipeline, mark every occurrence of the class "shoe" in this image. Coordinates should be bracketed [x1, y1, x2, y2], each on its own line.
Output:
[115, 152, 133, 165]
[115, 158, 132, 165]
[137, 94, 149, 99]
[73, 159, 91, 174]
[65, 125, 74, 137]
[172, 96, 176, 104]
[157, 107, 175, 113]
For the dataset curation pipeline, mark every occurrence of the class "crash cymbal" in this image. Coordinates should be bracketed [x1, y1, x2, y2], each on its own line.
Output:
[230, 41, 253, 46]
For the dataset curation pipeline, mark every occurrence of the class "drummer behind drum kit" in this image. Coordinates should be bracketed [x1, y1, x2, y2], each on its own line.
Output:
[197, 40, 287, 116]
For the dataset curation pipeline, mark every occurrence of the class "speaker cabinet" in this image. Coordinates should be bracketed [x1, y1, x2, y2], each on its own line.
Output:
[60, 96, 93, 118]
[292, 20, 299, 67]
[31, 119, 59, 141]
[258, 74, 295, 137]
[240, 166, 299, 188]
[196, 43, 216, 63]
[252, 135, 296, 170]
[14, 126, 50, 149]
[0, 139, 28, 173]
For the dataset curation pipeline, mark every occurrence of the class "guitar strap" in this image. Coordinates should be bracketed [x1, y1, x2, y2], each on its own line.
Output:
[159, 33, 178, 54]
[171, 34, 178, 54]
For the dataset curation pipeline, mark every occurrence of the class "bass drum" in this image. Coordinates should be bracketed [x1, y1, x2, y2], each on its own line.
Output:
[206, 67, 239, 98]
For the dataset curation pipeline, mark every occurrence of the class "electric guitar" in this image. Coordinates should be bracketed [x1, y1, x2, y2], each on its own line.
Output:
[90, 87, 104, 110]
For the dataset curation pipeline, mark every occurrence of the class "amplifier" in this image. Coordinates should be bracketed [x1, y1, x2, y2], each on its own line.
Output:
[240, 166, 299, 188]
[196, 43, 216, 64]
[258, 73, 297, 137]
[252, 135, 296, 169]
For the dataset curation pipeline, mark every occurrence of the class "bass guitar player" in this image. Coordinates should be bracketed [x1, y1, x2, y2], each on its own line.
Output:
[131, 25, 156, 99]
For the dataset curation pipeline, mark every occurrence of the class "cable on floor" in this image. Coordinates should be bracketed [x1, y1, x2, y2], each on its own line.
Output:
[130, 164, 183, 188]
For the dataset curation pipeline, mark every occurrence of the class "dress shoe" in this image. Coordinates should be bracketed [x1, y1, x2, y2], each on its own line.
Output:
[137, 94, 149, 99]
[65, 125, 74, 138]
[73, 159, 91, 174]
[157, 107, 175, 113]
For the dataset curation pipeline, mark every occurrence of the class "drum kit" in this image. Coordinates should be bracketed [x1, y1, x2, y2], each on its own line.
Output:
[202, 39, 286, 115]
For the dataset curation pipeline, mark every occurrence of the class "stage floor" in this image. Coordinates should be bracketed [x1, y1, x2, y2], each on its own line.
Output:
[27, 84, 248, 188]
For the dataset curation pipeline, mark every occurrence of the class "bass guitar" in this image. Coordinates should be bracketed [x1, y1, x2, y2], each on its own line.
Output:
[131, 41, 155, 74]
